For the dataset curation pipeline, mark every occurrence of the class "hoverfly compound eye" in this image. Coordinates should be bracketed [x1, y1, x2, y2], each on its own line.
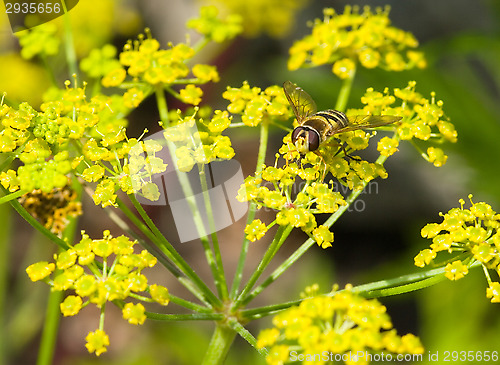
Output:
[307, 129, 320, 151]
[291, 126, 305, 144]
[291, 126, 320, 153]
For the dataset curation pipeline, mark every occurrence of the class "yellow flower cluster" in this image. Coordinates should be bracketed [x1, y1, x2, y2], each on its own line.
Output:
[102, 6, 240, 108]
[349, 81, 456, 167]
[199, 0, 308, 38]
[26, 230, 170, 355]
[288, 6, 426, 78]
[257, 287, 424, 365]
[223, 82, 291, 126]
[415, 195, 500, 303]
[237, 161, 346, 248]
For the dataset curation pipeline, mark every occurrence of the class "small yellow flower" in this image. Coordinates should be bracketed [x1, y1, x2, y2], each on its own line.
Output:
[179, 85, 203, 105]
[122, 302, 147, 325]
[26, 262, 55, 282]
[149, 284, 170, 305]
[60, 295, 83, 317]
[486, 282, 500, 303]
[332, 58, 356, 79]
[244, 219, 268, 242]
[413, 249, 436, 268]
[444, 260, 468, 281]
[85, 329, 110, 356]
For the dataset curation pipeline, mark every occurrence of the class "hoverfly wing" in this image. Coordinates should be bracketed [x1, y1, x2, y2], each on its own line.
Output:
[335, 115, 402, 134]
[283, 80, 317, 123]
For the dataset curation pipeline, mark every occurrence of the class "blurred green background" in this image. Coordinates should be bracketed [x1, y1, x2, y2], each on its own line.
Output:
[1, 0, 500, 364]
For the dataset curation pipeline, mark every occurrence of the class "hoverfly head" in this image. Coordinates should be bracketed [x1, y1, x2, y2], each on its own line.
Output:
[292, 126, 320, 154]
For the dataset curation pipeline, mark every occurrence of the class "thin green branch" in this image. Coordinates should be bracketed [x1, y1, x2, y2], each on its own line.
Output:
[199, 164, 229, 300]
[127, 194, 222, 308]
[232, 225, 293, 309]
[228, 319, 268, 356]
[0, 190, 25, 205]
[146, 312, 224, 321]
[61, 0, 78, 80]
[230, 120, 269, 299]
[334, 64, 356, 112]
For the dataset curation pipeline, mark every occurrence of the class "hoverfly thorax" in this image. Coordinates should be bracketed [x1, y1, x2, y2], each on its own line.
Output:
[283, 80, 402, 154]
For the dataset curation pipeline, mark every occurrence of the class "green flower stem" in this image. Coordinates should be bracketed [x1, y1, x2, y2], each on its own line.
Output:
[228, 318, 268, 355]
[202, 323, 237, 365]
[128, 194, 222, 308]
[199, 165, 229, 300]
[38, 181, 81, 365]
[232, 224, 293, 310]
[351, 260, 482, 298]
[334, 64, 357, 112]
[36, 289, 63, 365]
[115, 197, 210, 306]
[61, 0, 78, 80]
[230, 120, 269, 299]
[167, 293, 213, 313]
[155, 85, 170, 126]
[241, 262, 482, 321]
[165, 162, 226, 302]
[0, 190, 25, 205]
[154, 77, 227, 302]
[106, 197, 183, 276]
[146, 312, 224, 321]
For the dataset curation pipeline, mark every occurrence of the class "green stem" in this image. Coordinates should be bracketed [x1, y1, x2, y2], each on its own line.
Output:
[146, 312, 224, 321]
[115, 196, 210, 305]
[0, 190, 25, 206]
[36, 290, 63, 365]
[128, 194, 222, 307]
[241, 263, 481, 320]
[228, 319, 267, 356]
[232, 225, 293, 309]
[230, 120, 269, 299]
[334, 64, 356, 112]
[37, 179, 81, 365]
[61, 0, 78, 80]
[202, 323, 237, 365]
[155, 85, 169, 127]
[199, 165, 229, 300]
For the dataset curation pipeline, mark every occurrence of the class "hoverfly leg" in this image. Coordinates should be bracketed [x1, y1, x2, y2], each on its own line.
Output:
[334, 139, 361, 161]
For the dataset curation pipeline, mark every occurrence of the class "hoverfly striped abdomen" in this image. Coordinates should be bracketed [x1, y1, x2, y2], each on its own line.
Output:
[314, 110, 350, 130]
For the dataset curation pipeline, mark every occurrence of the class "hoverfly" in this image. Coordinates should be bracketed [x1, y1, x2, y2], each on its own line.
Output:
[283, 80, 402, 155]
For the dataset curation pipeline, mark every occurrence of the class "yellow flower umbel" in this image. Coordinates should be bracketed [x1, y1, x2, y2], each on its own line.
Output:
[288, 6, 426, 78]
[26, 230, 170, 355]
[352, 81, 456, 167]
[257, 286, 424, 365]
[414, 195, 500, 303]
[198, 0, 308, 38]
